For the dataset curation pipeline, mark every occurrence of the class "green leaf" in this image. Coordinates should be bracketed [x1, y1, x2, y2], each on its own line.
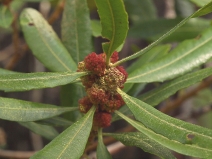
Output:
[127, 27, 212, 83]
[61, 0, 92, 63]
[114, 1, 212, 66]
[60, 83, 84, 121]
[122, 83, 133, 93]
[0, 0, 23, 28]
[0, 68, 18, 74]
[175, 0, 195, 17]
[117, 89, 212, 157]
[139, 67, 212, 106]
[95, 0, 128, 64]
[106, 132, 176, 159]
[112, 104, 132, 122]
[19, 122, 59, 140]
[127, 44, 171, 74]
[128, 18, 210, 42]
[115, 111, 212, 158]
[0, 5, 13, 28]
[194, 89, 212, 107]
[192, 1, 212, 17]
[124, 0, 156, 22]
[0, 97, 78, 122]
[97, 129, 112, 159]
[126, 83, 145, 97]
[0, 71, 87, 92]
[91, 20, 102, 37]
[31, 106, 95, 159]
[190, 0, 211, 7]
[20, 8, 76, 72]
[36, 117, 73, 127]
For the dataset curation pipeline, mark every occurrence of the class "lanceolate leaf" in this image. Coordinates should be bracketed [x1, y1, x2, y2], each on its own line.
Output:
[20, 8, 76, 72]
[95, 0, 128, 64]
[128, 18, 210, 42]
[106, 132, 176, 159]
[192, 1, 212, 17]
[0, 1, 24, 28]
[60, 83, 85, 121]
[127, 44, 171, 74]
[0, 72, 87, 92]
[97, 129, 112, 159]
[91, 20, 102, 37]
[127, 27, 212, 83]
[139, 67, 212, 106]
[190, 0, 211, 7]
[124, 0, 156, 22]
[114, 1, 212, 66]
[117, 89, 212, 153]
[0, 97, 78, 122]
[61, 0, 92, 63]
[115, 111, 212, 158]
[0, 5, 13, 28]
[19, 122, 59, 140]
[112, 104, 133, 122]
[0, 68, 18, 74]
[36, 117, 73, 127]
[31, 107, 95, 159]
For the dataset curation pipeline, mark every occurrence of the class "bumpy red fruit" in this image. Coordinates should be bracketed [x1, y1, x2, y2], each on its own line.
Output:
[79, 96, 93, 113]
[116, 66, 128, 82]
[84, 52, 106, 76]
[100, 67, 126, 91]
[81, 74, 97, 89]
[100, 94, 125, 113]
[110, 51, 119, 63]
[87, 84, 108, 105]
[94, 112, 112, 128]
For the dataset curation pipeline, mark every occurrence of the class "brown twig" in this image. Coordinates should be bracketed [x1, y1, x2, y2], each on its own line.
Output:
[0, 150, 36, 159]
[48, 0, 65, 24]
[4, 5, 21, 70]
[160, 76, 212, 113]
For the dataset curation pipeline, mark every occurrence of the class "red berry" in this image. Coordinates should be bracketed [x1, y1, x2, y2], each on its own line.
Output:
[100, 94, 125, 112]
[78, 96, 93, 113]
[116, 66, 128, 83]
[94, 112, 112, 128]
[84, 52, 106, 76]
[110, 51, 119, 63]
[81, 74, 97, 89]
[87, 85, 108, 105]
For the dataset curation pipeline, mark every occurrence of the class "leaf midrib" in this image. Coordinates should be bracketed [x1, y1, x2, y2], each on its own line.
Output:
[117, 111, 212, 157]
[119, 90, 212, 141]
[27, 13, 72, 72]
[56, 109, 93, 158]
[106, 0, 115, 55]
[142, 69, 212, 101]
[128, 31, 212, 81]
[131, 117, 212, 153]
[0, 107, 73, 111]
[0, 72, 84, 82]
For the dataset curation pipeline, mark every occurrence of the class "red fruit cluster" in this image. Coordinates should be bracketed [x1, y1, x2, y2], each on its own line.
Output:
[78, 52, 128, 128]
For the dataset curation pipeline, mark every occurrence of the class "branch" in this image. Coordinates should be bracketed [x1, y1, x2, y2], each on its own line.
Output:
[0, 150, 36, 159]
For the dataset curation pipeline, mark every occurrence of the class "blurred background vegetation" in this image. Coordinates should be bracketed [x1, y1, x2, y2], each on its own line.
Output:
[0, 0, 212, 158]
